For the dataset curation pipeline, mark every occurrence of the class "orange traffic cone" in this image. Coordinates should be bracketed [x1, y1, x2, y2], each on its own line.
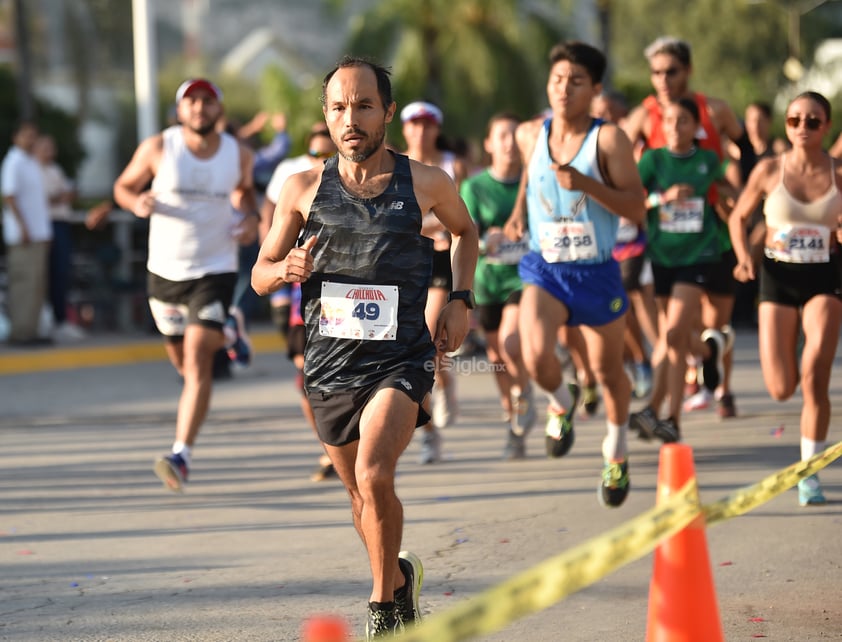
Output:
[646, 443, 724, 642]
[301, 614, 351, 642]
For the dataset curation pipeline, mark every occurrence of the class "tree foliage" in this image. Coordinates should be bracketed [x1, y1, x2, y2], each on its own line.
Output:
[341, 0, 568, 149]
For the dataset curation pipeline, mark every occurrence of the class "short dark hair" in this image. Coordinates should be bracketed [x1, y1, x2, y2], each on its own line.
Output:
[486, 111, 522, 137]
[747, 101, 773, 119]
[548, 41, 606, 84]
[645, 37, 692, 68]
[793, 91, 831, 121]
[321, 56, 393, 109]
[674, 96, 700, 123]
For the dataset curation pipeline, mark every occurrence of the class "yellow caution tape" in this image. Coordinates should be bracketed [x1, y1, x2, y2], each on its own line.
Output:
[395, 478, 701, 642]
[380, 439, 842, 642]
[704, 439, 842, 525]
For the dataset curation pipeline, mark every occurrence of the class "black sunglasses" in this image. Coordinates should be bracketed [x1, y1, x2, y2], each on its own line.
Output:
[785, 116, 823, 131]
[650, 67, 681, 78]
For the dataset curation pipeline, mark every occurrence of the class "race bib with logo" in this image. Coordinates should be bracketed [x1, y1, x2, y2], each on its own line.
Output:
[319, 282, 399, 340]
[486, 234, 531, 265]
[766, 224, 830, 264]
[538, 221, 598, 262]
[659, 197, 704, 233]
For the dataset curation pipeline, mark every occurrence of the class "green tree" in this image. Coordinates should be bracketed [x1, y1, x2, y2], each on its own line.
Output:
[608, 0, 789, 112]
[340, 0, 569, 148]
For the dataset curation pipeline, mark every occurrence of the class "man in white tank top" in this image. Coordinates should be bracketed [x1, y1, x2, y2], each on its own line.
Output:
[113, 78, 259, 492]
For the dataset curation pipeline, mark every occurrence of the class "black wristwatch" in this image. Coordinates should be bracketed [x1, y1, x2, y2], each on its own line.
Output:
[447, 289, 476, 309]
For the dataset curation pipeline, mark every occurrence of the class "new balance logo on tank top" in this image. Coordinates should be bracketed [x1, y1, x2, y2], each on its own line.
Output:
[148, 126, 241, 281]
[301, 152, 436, 392]
[526, 118, 618, 264]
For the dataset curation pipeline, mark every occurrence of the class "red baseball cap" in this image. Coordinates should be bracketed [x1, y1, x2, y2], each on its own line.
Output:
[175, 78, 223, 103]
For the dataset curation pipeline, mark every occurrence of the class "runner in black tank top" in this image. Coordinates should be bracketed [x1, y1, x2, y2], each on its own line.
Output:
[251, 58, 478, 637]
[301, 152, 435, 391]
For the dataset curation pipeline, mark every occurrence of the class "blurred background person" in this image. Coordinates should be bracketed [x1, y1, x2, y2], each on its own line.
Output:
[2, 121, 53, 346]
[35, 134, 86, 342]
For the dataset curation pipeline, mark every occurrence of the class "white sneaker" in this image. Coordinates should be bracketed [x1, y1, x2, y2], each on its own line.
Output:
[53, 322, 86, 342]
[683, 387, 713, 412]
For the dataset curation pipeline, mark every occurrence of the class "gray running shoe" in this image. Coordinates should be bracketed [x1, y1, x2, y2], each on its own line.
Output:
[502, 429, 526, 460]
[511, 385, 537, 436]
[418, 428, 442, 464]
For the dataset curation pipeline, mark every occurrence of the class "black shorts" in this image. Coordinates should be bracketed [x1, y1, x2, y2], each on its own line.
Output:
[619, 254, 646, 292]
[429, 249, 452, 289]
[704, 250, 738, 297]
[759, 254, 842, 308]
[477, 290, 522, 332]
[147, 272, 236, 339]
[651, 262, 713, 298]
[287, 324, 306, 360]
[306, 368, 434, 446]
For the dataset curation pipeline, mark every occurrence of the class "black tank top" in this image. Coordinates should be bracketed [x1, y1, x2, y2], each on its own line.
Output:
[301, 152, 435, 391]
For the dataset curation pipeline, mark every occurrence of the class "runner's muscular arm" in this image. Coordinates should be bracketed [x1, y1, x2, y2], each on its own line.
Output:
[251, 168, 320, 296]
[231, 143, 259, 245]
[728, 157, 775, 281]
[622, 105, 648, 152]
[413, 161, 479, 352]
[556, 123, 645, 225]
[710, 98, 745, 143]
[113, 135, 162, 218]
[504, 118, 542, 240]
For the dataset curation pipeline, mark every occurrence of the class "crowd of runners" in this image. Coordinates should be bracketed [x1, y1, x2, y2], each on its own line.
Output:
[96, 33, 842, 639]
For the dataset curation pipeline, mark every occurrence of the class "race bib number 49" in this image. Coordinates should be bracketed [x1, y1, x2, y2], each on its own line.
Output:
[319, 282, 399, 340]
[538, 221, 598, 262]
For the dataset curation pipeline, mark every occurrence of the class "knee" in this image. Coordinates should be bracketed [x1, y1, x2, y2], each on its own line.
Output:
[356, 463, 395, 501]
[502, 332, 521, 361]
[768, 380, 796, 402]
[664, 326, 686, 352]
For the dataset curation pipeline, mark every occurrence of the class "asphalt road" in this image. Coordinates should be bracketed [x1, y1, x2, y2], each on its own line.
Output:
[1, 328, 841, 641]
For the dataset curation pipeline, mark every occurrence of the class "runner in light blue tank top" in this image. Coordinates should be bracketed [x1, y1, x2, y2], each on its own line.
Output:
[504, 42, 646, 509]
[526, 117, 618, 263]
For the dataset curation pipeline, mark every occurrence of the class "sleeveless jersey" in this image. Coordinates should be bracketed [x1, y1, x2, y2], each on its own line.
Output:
[148, 126, 241, 281]
[643, 93, 723, 159]
[763, 154, 841, 263]
[525, 117, 618, 264]
[301, 152, 436, 392]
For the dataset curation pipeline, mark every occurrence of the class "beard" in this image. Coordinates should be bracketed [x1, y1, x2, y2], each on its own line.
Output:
[189, 119, 218, 137]
[338, 123, 385, 162]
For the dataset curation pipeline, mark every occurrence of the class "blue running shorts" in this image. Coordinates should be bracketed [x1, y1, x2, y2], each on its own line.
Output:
[518, 251, 628, 327]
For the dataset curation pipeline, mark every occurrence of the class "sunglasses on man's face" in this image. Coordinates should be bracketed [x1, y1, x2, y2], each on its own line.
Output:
[650, 67, 681, 78]
[785, 116, 823, 131]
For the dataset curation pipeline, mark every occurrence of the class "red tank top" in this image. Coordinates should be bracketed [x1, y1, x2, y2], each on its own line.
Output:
[643, 93, 723, 206]
[642, 93, 723, 159]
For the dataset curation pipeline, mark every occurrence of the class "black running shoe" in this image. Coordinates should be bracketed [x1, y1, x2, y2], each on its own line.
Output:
[545, 383, 580, 458]
[653, 417, 680, 443]
[599, 459, 630, 508]
[699, 328, 725, 392]
[365, 602, 402, 640]
[394, 551, 423, 626]
[629, 406, 658, 441]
